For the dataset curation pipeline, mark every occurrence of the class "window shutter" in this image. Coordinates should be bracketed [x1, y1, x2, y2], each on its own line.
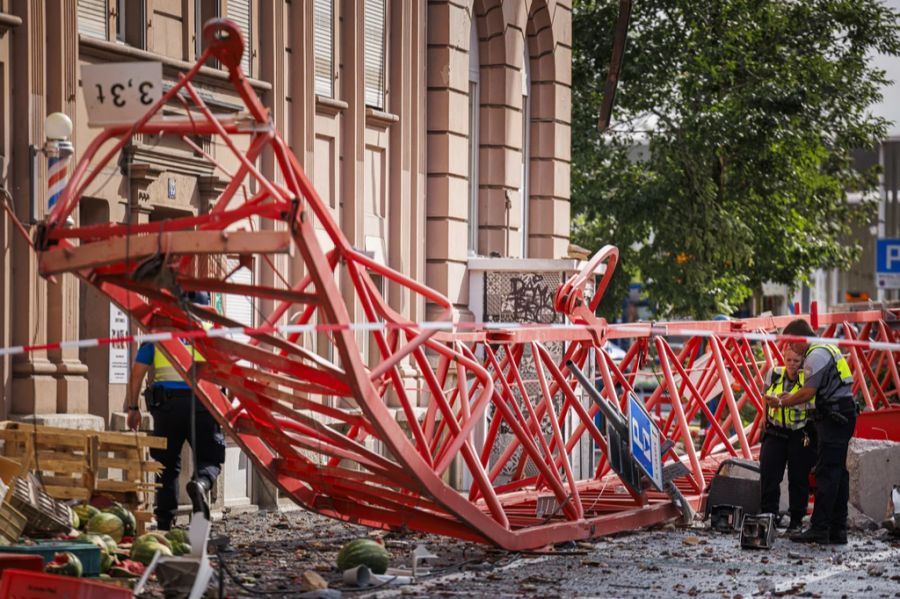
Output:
[363, 0, 385, 109]
[227, 0, 252, 76]
[225, 259, 254, 352]
[313, 0, 334, 97]
[78, 0, 108, 40]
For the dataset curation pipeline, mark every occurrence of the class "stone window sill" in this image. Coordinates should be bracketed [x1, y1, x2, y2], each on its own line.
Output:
[79, 35, 272, 93]
[366, 108, 399, 129]
[316, 95, 348, 116]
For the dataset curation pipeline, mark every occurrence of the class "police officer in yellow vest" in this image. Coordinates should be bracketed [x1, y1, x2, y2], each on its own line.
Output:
[126, 291, 226, 530]
[769, 318, 856, 545]
[759, 346, 816, 532]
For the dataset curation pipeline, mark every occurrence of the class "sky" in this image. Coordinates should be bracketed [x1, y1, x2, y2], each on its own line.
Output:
[872, 0, 900, 137]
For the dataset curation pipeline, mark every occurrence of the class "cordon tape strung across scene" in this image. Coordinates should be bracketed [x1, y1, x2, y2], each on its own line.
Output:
[28, 19, 900, 550]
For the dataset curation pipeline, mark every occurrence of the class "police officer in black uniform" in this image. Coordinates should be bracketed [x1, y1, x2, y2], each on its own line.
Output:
[759, 346, 817, 532]
[769, 318, 856, 544]
[126, 291, 226, 530]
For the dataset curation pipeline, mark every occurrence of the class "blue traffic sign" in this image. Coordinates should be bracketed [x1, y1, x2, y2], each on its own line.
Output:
[876, 239, 900, 273]
[627, 393, 663, 491]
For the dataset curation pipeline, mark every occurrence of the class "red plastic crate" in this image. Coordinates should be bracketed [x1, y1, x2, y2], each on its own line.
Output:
[0, 554, 43, 575]
[0, 568, 132, 599]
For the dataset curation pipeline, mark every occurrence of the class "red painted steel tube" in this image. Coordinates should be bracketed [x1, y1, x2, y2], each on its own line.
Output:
[32, 18, 900, 550]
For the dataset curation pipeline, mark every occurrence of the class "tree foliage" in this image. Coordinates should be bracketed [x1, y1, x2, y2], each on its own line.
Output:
[573, 0, 900, 319]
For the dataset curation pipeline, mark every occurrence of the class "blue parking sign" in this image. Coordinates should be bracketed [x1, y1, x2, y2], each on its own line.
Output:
[876, 239, 900, 289]
[627, 393, 662, 491]
[877, 239, 900, 273]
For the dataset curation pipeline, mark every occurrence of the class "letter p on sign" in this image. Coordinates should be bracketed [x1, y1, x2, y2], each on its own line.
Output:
[889, 246, 900, 270]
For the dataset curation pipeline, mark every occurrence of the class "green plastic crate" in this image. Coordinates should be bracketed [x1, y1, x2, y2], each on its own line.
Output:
[0, 541, 101, 577]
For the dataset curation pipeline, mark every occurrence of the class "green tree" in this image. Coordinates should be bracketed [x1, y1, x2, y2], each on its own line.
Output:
[573, 0, 900, 319]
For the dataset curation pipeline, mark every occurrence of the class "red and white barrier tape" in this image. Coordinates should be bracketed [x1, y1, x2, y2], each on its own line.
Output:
[2, 320, 899, 357]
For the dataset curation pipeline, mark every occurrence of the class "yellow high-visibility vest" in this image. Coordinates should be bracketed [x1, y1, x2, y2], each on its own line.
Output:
[807, 343, 853, 382]
[765, 367, 815, 430]
[152, 339, 206, 383]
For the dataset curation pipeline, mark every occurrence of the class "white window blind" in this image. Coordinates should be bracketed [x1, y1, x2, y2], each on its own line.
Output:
[227, 0, 252, 76]
[78, 0, 108, 40]
[314, 0, 334, 97]
[225, 259, 254, 355]
[364, 0, 386, 109]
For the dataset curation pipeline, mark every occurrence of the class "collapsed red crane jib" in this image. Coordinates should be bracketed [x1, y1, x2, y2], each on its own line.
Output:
[34, 19, 900, 550]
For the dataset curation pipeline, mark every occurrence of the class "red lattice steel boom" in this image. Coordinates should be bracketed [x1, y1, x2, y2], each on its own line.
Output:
[35, 20, 900, 549]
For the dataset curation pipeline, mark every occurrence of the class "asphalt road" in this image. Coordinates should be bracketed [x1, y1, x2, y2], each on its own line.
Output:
[146, 509, 900, 598]
[371, 525, 900, 598]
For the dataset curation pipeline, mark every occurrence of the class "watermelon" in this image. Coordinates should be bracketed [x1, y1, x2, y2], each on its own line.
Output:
[165, 528, 189, 545]
[136, 531, 172, 549]
[102, 503, 136, 538]
[79, 533, 107, 553]
[131, 539, 173, 566]
[110, 559, 145, 578]
[68, 507, 80, 530]
[336, 539, 390, 574]
[77, 533, 118, 573]
[86, 512, 125, 542]
[98, 533, 118, 555]
[73, 504, 100, 528]
[45, 552, 83, 577]
[170, 541, 191, 556]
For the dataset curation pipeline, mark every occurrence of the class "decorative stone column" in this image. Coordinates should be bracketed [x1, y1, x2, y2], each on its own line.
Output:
[9, 0, 55, 415]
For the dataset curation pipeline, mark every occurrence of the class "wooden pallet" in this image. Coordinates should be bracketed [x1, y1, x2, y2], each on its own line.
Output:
[0, 422, 167, 534]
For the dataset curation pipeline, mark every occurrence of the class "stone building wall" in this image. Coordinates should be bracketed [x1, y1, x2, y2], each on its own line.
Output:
[0, 0, 572, 503]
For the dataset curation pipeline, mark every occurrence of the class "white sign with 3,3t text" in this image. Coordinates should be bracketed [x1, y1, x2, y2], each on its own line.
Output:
[81, 62, 162, 127]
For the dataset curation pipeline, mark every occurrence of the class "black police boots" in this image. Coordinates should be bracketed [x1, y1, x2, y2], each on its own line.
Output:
[790, 527, 830, 544]
[186, 476, 212, 521]
[828, 528, 848, 545]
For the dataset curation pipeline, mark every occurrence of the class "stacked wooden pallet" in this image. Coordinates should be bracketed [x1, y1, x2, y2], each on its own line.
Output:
[0, 422, 166, 534]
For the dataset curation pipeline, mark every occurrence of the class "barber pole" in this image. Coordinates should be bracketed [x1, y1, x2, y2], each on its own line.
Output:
[44, 112, 74, 212]
[47, 147, 72, 209]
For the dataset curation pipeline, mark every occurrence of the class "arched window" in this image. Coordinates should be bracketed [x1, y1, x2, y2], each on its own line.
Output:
[468, 19, 481, 255]
[520, 39, 531, 258]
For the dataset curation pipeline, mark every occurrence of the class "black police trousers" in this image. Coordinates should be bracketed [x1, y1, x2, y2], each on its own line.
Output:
[148, 388, 226, 527]
[809, 410, 857, 533]
[759, 425, 816, 522]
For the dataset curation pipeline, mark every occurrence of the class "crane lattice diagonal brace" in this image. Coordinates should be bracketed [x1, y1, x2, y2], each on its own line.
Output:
[33, 18, 900, 550]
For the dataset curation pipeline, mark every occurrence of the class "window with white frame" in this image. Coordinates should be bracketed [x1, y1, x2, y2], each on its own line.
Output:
[314, 0, 334, 98]
[520, 42, 531, 258]
[196, 0, 220, 60]
[116, 0, 146, 48]
[364, 0, 386, 109]
[467, 20, 481, 255]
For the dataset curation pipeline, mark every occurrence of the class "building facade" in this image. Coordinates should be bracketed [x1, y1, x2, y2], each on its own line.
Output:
[0, 0, 572, 504]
